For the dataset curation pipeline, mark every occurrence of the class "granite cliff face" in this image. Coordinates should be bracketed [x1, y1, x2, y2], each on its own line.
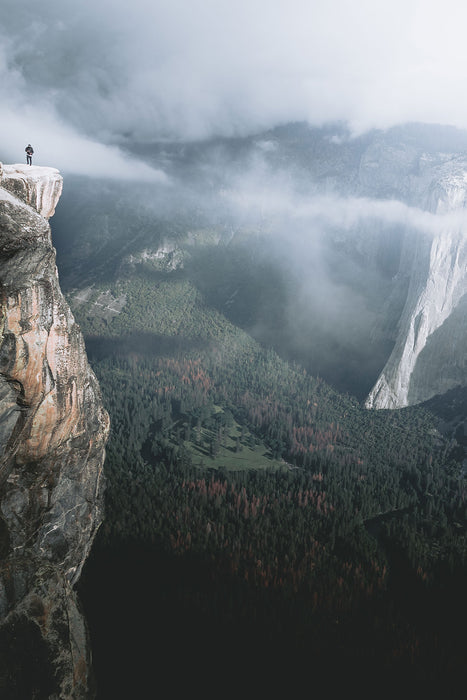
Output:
[0, 164, 109, 698]
[365, 157, 467, 409]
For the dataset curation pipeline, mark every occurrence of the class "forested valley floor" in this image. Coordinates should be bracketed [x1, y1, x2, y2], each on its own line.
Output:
[69, 259, 467, 697]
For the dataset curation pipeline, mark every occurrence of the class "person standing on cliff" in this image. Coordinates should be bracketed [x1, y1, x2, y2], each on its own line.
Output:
[25, 144, 34, 165]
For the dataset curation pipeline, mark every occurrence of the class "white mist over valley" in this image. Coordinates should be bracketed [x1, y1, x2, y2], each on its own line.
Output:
[1, 2, 467, 697]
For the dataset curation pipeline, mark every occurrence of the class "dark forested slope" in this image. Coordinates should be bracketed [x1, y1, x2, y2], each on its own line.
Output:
[69, 263, 467, 697]
[48, 124, 467, 695]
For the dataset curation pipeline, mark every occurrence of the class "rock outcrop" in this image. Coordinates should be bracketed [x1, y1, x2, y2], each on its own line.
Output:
[0, 165, 109, 698]
[0, 163, 63, 219]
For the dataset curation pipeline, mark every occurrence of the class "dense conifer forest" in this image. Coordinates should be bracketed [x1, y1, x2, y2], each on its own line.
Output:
[69, 258, 467, 696]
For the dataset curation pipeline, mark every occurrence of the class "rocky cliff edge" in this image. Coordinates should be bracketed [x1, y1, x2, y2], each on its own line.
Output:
[0, 164, 110, 698]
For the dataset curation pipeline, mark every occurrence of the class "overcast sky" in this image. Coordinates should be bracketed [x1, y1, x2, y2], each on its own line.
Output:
[2, 0, 467, 177]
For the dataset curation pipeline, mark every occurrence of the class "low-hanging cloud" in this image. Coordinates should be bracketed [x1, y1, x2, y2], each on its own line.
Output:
[223, 182, 467, 241]
[0, 8, 167, 180]
[0, 101, 168, 181]
[2, 0, 467, 158]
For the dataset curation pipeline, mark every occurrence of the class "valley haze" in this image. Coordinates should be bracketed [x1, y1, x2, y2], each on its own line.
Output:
[3, 0, 467, 404]
[1, 0, 467, 697]
[50, 122, 467, 405]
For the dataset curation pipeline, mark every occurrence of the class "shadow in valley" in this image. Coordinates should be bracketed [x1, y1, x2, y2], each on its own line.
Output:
[84, 332, 208, 362]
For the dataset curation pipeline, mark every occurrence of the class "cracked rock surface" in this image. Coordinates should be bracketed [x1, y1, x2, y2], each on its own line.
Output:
[0, 164, 109, 698]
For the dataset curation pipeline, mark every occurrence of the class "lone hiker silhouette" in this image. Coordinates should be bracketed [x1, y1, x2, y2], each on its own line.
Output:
[25, 144, 34, 165]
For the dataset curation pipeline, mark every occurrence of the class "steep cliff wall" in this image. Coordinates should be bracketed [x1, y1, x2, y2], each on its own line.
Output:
[0, 164, 109, 698]
[366, 159, 467, 409]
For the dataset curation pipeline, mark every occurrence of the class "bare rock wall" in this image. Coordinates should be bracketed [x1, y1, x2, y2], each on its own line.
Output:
[0, 165, 109, 698]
